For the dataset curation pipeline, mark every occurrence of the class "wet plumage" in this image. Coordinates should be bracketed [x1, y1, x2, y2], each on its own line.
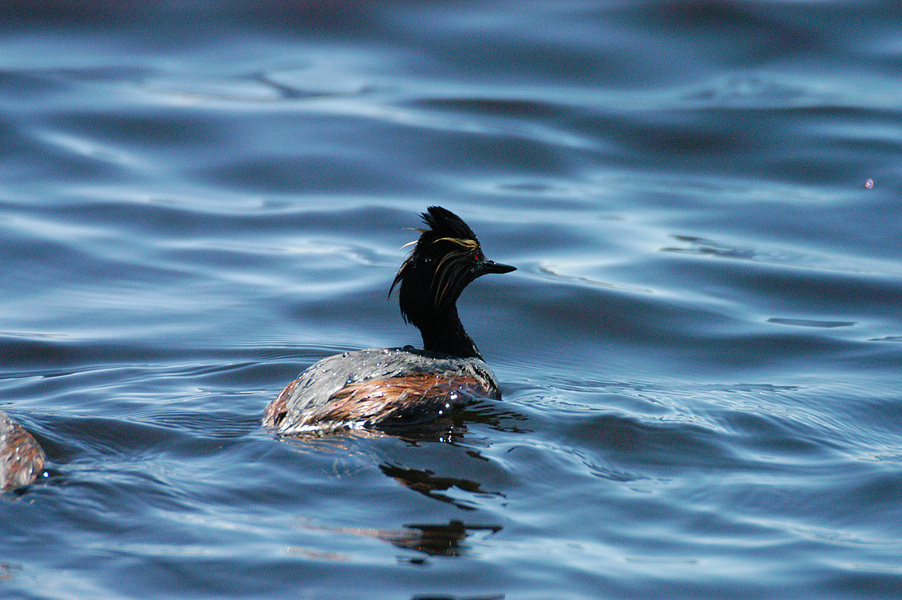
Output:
[264, 206, 515, 435]
[0, 411, 45, 491]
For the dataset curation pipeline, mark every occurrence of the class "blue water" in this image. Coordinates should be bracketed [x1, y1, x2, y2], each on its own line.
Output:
[2, 1, 901, 598]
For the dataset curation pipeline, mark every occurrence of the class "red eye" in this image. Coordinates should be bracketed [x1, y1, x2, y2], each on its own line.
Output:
[473, 252, 480, 261]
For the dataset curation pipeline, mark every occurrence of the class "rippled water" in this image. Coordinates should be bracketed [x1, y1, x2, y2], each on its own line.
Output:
[2, 1, 901, 598]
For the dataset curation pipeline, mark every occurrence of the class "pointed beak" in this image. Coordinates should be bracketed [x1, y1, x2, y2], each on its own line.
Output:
[475, 259, 516, 277]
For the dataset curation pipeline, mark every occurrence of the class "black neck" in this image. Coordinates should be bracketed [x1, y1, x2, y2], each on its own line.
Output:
[416, 306, 482, 359]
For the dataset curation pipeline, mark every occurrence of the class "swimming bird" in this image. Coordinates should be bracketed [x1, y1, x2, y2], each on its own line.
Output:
[0, 411, 46, 491]
[263, 206, 515, 434]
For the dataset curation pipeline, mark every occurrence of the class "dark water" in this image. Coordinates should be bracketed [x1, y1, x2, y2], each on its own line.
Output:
[2, 1, 901, 598]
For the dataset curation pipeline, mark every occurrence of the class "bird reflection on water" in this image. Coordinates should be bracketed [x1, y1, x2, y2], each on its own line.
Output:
[291, 518, 502, 559]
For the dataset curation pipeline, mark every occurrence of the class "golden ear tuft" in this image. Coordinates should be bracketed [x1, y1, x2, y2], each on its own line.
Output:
[434, 237, 479, 251]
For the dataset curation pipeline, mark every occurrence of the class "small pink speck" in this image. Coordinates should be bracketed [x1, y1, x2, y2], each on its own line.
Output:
[864, 178, 874, 189]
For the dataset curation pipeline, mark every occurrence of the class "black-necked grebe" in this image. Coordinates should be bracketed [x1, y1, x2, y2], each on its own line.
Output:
[263, 206, 515, 434]
[0, 411, 46, 491]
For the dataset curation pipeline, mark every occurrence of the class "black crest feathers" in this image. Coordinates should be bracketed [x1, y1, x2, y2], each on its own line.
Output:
[389, 206, 514, 358]
[420, 206, 478, 243]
